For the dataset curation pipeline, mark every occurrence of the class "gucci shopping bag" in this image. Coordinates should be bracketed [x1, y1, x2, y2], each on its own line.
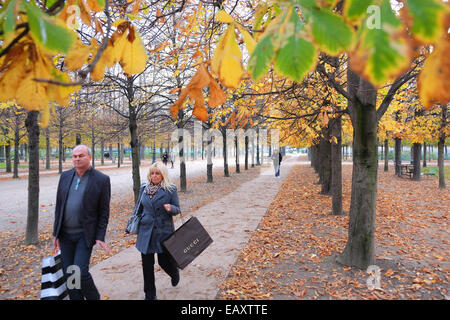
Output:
[40, 252, 69, 300]
[162, 216, 213, 270]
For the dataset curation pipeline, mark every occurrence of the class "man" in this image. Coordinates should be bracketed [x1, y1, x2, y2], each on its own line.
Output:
[52, 144, 111, 300]
[272, 149, 283, 178]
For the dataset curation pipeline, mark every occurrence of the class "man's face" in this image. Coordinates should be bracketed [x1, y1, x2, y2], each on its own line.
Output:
[72, 146, 91, 171]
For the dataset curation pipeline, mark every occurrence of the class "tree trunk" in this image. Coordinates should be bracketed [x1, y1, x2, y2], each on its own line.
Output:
[412, 143, 421, 181]
[101, 140, 105, 165]
[394, 137, 402, 176]
[13, 126, 20, 178]
[438, 137, 446, 189]
[423, 142, 427, 168]
[222, 129, 229, 177]
[25, 111, 40, 245]
[245, 135, 249, 170]
[319, 135, 332, 195]
[206, 134, 213, 183]
[45, 127, 51, 170]
[438, 105, 447, 189]
[109, 144, 114, 163]
[256, 127, 260, 166]
[0, 145, 4, 164]
[384, 139, 389, 172]
[58, 125, 63, 174]
[337, 71, 378, 269]
[117, 142, 121, 168]
[331, 117, 343, 215]
[179, 133, 187, 191]
[235, 136, 240, 173]
[5, 141, 11, 173]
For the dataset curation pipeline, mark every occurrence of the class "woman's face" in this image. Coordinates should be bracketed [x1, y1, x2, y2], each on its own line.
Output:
[150, 169, 163, 184]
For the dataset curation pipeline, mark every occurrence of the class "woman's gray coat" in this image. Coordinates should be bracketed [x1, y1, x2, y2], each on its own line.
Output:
[134, 183, 181, 254]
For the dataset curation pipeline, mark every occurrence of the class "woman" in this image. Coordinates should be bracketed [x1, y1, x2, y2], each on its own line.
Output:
[132, 162, 181, 300]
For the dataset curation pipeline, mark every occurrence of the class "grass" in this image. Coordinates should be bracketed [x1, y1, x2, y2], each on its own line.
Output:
[422, 166, 450, 179]
[0, 163, 27, 169]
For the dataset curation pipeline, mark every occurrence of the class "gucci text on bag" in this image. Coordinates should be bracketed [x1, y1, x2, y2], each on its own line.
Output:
[183, 238, 199, 254]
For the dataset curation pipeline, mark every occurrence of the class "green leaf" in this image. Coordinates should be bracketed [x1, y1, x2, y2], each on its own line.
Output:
[44, 0, 61, 9]
[380, 0, 401, 28]
[406, 0, 446, 42]
[23, 1, 75, 54]
[96, 0, 106, 9]
[344, 0, 373, 19]
[363, 29, 406, 84]
[310, 8, 353, 55]
[3, 0, 18, 41]
[248, 33, 276, 81]
[274, 10, 317, 82]
[248, 7, 291, 81]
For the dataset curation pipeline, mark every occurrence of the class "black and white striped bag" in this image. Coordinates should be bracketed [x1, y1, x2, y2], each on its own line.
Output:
[40, 252, 68, 300]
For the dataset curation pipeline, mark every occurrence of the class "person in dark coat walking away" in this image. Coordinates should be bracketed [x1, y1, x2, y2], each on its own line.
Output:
[52, 144, 111, 300]
[162, 151, 169, 166]
[131, 161, 181, 300]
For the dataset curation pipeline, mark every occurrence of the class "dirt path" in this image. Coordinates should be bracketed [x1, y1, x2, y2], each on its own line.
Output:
[90, 156, 299, 299]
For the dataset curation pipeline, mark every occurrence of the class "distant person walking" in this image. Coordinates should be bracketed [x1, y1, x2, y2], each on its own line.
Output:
[272, 149, 283, 178]
[130, 162, 181, 300]
[52, 144, 111, 300]
[162, 151, 168, 166]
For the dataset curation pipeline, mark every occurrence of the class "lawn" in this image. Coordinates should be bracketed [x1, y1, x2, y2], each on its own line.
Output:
[422, 166, 450, 180]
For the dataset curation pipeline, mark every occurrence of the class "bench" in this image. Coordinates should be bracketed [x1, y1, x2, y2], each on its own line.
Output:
[423, 167, 438, 177]
[398, 164, 414, 178]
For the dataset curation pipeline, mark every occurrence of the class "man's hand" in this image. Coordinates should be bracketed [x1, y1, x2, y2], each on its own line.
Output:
[96, 240, 111, 254]
[163, 204, 171, 212]
[52, 237, 60, 254]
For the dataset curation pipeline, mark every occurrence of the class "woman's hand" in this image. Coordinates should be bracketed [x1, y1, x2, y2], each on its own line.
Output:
[163, 204, 171, 212]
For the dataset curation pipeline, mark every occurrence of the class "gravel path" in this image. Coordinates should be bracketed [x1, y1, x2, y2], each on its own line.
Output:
[90, 156, 300, 300]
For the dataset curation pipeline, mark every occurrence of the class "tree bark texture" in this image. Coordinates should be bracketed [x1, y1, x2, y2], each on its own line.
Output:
[25, 111, 40, 245]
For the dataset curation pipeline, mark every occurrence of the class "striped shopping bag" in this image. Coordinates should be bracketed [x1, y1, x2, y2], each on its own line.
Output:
[40, 251, 68, 300]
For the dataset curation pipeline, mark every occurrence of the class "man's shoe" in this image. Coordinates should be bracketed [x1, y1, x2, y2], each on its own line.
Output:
[171, 272, 180, 287]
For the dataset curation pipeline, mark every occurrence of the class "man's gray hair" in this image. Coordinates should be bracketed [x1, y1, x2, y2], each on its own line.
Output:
[73, 144, 92, 155]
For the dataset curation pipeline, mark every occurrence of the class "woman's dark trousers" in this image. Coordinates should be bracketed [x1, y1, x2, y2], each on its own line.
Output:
[141, 250, 178, 300]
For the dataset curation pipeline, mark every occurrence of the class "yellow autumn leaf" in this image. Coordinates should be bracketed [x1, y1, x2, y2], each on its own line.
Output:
[15, 73, 48, 111]
[217, 10, 235, 24]
[111, 31, 128, 63]
[236, 24, 256, 54]
[91, 57, 107, 81]
[86, 0, 103, 12]
[102, 44, 117, 68]
[211, 24, 244, 88]
[39, 103, 50, 128]
[64, 41, 92, 71]
[120, 28, 148, 76]
[0, 60, 26, 101]
[418, 34, 450, 109]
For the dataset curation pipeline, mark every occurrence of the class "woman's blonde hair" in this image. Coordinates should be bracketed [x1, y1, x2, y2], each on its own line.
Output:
[147, 162, 174, 191]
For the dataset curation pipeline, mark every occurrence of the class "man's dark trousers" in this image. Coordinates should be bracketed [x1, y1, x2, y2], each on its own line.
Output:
[59, 232, 100, 300]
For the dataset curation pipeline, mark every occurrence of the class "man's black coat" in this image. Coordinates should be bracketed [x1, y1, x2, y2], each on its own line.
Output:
[53, 167, 111, 248]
